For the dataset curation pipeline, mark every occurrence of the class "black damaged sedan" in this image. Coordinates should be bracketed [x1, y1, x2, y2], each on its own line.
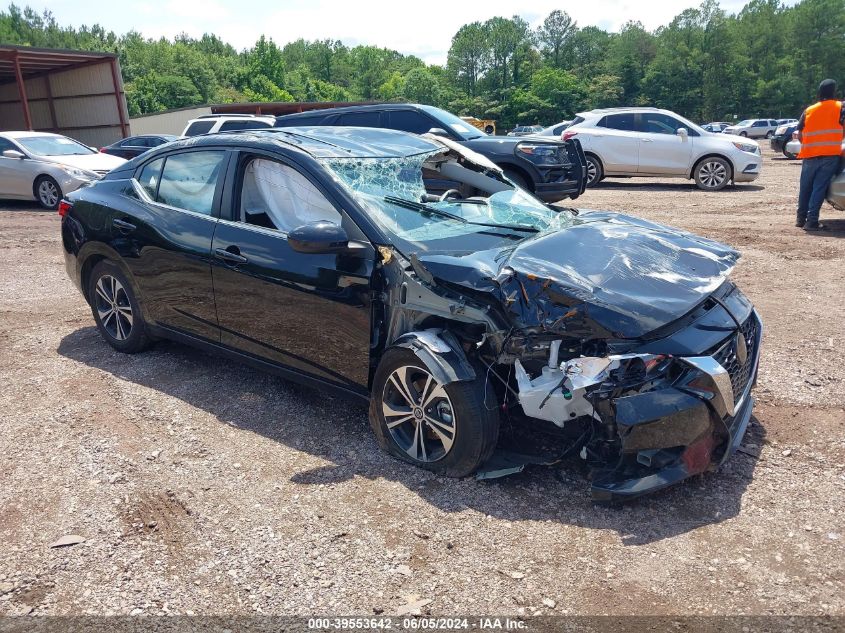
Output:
[61, 127, 761, 502]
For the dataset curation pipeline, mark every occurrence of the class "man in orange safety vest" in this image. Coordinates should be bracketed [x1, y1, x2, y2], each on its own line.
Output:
[795, 79, 844, 231]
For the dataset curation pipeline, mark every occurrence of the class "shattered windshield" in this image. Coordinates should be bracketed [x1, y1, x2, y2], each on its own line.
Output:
[321, 150, 572, 254]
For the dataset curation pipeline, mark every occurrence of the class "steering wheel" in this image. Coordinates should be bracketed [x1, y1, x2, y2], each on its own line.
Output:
[439, 189, 462, 202]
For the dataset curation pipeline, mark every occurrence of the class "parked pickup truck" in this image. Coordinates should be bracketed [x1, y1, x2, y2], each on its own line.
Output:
[273, 103, 587, 202]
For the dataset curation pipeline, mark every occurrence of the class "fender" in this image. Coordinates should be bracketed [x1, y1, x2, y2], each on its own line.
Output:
[393, 329, 476, 385]
[74, 241, 155, 324]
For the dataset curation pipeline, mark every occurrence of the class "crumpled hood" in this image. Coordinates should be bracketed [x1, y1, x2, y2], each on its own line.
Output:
[418, 210, 739, 339]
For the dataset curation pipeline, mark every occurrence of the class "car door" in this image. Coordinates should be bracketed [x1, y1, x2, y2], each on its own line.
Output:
[119, 148, 229, 341]
[0, 137, 37, 198]
[586, 113, 639, 173]
[750, 120, 768, 138]
[210, 150, 375, 392]
[636, 112, 694, 175]
[117, 138, 150, 159]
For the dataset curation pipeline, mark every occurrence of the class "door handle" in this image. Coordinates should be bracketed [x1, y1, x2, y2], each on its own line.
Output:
[112, 218, 136, 233]
[641, 138, 654, 143]
[214, 247, 248, 265]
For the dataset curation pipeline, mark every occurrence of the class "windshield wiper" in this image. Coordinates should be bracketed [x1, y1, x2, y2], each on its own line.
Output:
[383, 195, 539, 233]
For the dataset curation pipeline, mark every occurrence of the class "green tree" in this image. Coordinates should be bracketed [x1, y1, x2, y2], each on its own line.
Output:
[536, 10, 576, 67]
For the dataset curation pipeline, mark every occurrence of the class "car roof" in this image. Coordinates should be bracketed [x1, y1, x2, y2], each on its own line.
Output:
[276, 103, 430, 121]
[160, 126, 442, 159]
[0, 130, 65, 139]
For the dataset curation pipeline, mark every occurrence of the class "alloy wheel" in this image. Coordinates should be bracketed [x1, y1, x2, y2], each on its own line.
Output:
[94, 275, 133, 341]
[38, 180, 59, 208]
[586, 159, 598, 185]
[382, 365, 455, 463]
[698, 161, 728, 189]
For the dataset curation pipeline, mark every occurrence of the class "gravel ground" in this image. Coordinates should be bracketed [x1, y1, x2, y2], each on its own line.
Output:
[0, 148, 843, 617]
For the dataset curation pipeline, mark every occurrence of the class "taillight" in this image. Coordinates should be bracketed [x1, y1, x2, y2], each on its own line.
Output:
[99, 148, 106, 152]
[562, 130, 578, 141]
[58, 200, 72, 218]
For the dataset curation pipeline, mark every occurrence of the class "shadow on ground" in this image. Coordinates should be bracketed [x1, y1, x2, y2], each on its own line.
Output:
[0, 201, 51, 212]
[593, 181, 765, 193]
[805, 217, 845, 236]
[58, 326, 763, 545]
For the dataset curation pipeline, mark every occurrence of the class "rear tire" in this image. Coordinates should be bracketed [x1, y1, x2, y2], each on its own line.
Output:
[585, 154, 604, 187]
[34, 176, 61, 210]
[369, 347, 499, 477]
[766, 130, 774, 139]
[88, 260, 151, 354]
[693, 156, 732, 191]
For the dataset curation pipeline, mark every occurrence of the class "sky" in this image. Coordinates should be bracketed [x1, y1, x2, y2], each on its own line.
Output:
[27, 0, 759, 65]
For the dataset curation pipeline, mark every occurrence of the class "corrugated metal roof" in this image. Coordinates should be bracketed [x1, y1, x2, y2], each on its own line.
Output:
[0, 44, 116, 82]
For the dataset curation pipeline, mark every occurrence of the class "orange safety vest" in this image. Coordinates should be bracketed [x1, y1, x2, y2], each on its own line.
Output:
[799, 99, 844, 159]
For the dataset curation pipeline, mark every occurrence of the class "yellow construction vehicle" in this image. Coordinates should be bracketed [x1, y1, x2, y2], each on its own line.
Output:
[460, 116, 496, 135]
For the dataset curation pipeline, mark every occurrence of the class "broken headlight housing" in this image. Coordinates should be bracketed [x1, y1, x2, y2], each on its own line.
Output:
[514, 340, 676, 428]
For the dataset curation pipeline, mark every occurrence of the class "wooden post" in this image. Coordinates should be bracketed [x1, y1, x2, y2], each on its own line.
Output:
[12, 53, 32, 130]
[109, 59, 128, 138]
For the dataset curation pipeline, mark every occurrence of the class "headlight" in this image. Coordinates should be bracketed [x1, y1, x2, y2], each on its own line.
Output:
[61, 165, 96, 180]
[516, 143, 564, 165]
[775, 125, 787, 135]
[732, 141, 758, 154]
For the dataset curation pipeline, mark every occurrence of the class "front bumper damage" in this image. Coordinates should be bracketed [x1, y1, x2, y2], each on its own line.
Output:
[506, 309, 762, 503]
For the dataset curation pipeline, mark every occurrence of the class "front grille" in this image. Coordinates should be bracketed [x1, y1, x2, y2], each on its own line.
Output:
[712, 315, 759, 405]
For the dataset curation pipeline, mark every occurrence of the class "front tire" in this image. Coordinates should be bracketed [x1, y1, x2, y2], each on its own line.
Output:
[34, 176, 61, 210]
[88, 261, 151, 354]
[739, 131, 748, 137]
[694, 156, 732, 191]
[584, 154, 604, 187]
[369, 347, 499, 477]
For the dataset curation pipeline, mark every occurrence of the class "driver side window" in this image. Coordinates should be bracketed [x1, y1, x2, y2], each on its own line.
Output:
[239, 158, 341, 233]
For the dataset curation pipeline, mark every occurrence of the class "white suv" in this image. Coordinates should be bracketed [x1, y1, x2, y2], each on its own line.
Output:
[564, 107, 762, 191]
[181, 114, 276, 137]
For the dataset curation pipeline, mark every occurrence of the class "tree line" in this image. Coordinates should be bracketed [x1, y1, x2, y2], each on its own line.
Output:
[1, 0, 843, 128]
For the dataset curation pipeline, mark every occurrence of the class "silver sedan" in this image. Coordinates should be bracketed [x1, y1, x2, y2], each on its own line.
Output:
[0, 131, 125, 209]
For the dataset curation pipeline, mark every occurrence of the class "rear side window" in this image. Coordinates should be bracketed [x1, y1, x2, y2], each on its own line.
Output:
[597, 114, 635, 131]
[137, 158, 164, 198]
[184, 120, 215, 136]
[219, 119, 272, 132]
[156, 151, 227, 215]
[276, 114, 331, 127]
[387, 110, 434, 134]
[338, 111, 381, 127]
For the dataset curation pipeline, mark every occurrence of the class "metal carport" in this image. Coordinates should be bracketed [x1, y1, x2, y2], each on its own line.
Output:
[0, 45, 129, 147]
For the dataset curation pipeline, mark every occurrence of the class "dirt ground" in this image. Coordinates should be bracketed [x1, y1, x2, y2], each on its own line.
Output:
[0, 148, 843, 618]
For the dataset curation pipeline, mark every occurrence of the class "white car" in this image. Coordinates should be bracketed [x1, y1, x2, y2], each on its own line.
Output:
[722, 118, 779, 139]
[0, 131, 126, 209]
[181, 114, 276, 137]
[563, 107, 762, 191]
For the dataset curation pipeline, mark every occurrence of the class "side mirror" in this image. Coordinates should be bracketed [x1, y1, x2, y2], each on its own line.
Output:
[2, 149, 25, 159]
[427, 127, 450, 138]
[288, 221, 349, 254]
[676, 127, 689, 140]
